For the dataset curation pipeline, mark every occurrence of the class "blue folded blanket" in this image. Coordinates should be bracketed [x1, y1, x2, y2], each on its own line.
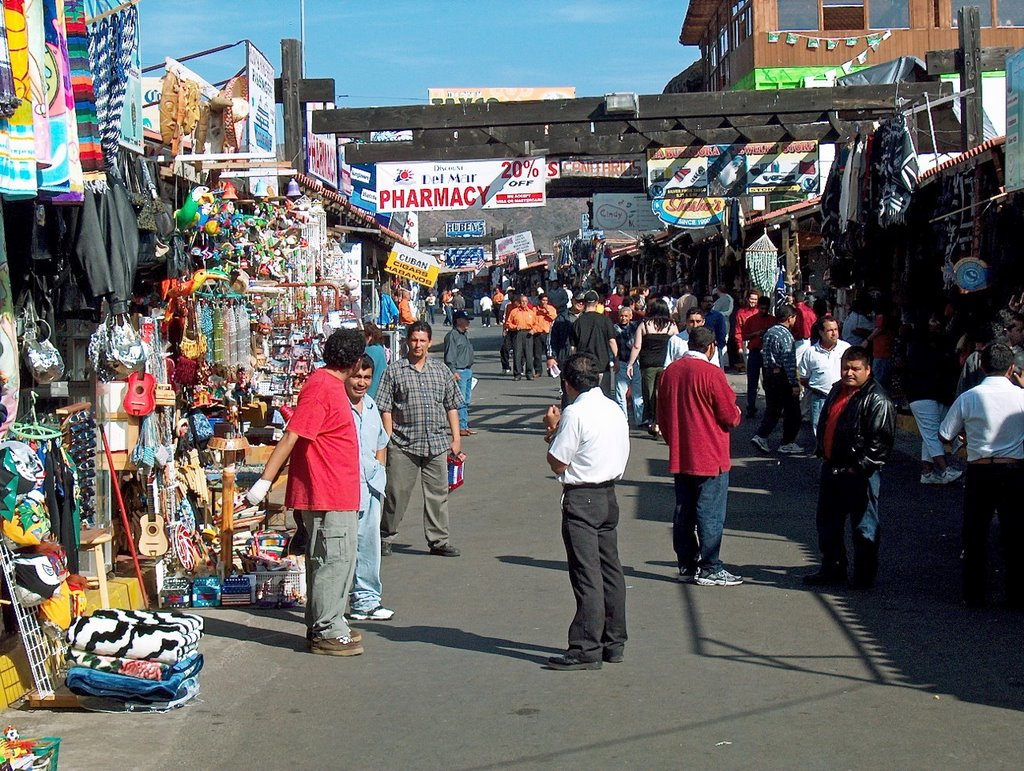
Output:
[66, 654, 204, 702]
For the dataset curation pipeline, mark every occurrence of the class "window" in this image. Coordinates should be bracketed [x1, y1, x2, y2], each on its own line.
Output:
[952, 0, 993, 26]
[823, 0, 865, 30]
[870, 0, 909, 28]
[999, 0, 1024, 25]
[778, 0, 819, 30]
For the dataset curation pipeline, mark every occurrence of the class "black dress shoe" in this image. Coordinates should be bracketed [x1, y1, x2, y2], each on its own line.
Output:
[429, 543, 461, 557]
[546, 653, 602, 671]
[602, 649, 624, 663]
[803, 570, 847, 587]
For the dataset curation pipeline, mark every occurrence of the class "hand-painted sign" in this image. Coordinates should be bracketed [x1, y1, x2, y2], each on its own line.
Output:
[445, 220, 487, 238]
[593, 194, 663, 231]
[495, 231, 536, 260]
[376, 159, 547, 213]
[385, 244, 441, 287]
[651, 197, 727, 228]
[306, 103, 338, 189]
[647, 142, 819, 198]
[444, 246, 486, 269]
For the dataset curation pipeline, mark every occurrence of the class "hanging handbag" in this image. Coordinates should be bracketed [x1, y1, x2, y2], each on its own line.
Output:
[19, 295, 64, 384]
[137, 159, 175, 237]
[178, 302, 207, 360]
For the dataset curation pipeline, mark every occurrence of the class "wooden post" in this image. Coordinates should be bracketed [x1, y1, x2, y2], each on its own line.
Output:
[281, 38, 304, 172]
[958, 6, 983, 151]
[220, 468, 235, 579]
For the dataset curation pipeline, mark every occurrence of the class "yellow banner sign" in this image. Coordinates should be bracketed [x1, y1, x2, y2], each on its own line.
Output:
[386, 244, 441, 288]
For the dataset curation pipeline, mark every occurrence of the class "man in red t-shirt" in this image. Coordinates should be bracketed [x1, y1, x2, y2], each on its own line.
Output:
[246, 329, 366, 657]
[657, 327, 744, 586]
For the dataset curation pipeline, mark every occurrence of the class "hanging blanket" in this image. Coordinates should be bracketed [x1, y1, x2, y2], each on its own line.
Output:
[67, 649, 171, 681]
[0, 1, 19, 115]
[876, 115, 918, 227]
[67, 613, 201, 664]
[38, 0, 80, 196]
[65, 653, 203, 701]
[0, 0, 38, 199]
[64, 0, 101, 175]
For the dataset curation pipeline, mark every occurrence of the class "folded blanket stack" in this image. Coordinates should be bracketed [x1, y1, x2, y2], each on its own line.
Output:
[65, 609, 204, 707]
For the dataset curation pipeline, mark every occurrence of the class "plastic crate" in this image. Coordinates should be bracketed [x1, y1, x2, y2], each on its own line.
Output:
[251, 567, 305, 609]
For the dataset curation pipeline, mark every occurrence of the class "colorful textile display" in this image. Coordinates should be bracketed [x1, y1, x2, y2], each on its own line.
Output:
[0, 0, 38, 199]
[39, 0, 82, 196]
[0, 6, 19, 116]
[66, 611, 201, 664]
[85, 1, 136, 169]
[65, 653, 203, 700]
[64, 0, 101, 175]
[67, 649, 171, 681]
[90, 608, 204, 635]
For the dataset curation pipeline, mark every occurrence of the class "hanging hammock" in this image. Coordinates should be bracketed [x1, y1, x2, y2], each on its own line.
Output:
[745, 231, 780, 296]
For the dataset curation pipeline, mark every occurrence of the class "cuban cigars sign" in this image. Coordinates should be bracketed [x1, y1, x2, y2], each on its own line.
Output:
[385, 244, 441, 287]
[376, 159, 547, 213]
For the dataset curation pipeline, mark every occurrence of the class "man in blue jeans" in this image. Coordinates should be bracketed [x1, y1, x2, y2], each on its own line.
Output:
[345, 356, 395, 622]
[444, 311, 476, 435]
[657, 327, 744, 586]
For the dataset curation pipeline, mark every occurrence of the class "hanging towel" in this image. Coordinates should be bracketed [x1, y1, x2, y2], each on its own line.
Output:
[25, 0, 49, 170]
[0, 3, 19, 116]
[38, 0, 80, 196]
[64, 0, 101, 175]
[0, 0, 38, 199]
[877, 115, 918, 227]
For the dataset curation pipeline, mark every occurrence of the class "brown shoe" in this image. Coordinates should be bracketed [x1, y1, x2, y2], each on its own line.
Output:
[310, 636, 364, 656]
[307, 629, 362, 643]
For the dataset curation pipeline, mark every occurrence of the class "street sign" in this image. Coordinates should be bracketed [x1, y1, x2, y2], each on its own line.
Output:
[445, 220, 487, 238]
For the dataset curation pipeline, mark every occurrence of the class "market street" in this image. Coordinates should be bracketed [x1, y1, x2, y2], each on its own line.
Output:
[16, 324, 1024, 769]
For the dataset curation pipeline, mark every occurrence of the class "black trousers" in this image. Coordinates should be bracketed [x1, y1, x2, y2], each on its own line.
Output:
[757, 370, 801, 443]
[500, 332, 513, 371]
[561, 485, 627, 662]
[513, 331, 536, 376]
[816, 464, 881, 585]
[963, 464, 1024, 605]
[532, 332, 550, 373]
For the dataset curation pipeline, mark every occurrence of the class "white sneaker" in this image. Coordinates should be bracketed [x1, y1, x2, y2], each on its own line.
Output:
[750, 435, 770, 453]
[348, 605, 395, 621]
[779, 443, 804, 455]
[920, 472, 943, 485]
[940, 467, 963, 484]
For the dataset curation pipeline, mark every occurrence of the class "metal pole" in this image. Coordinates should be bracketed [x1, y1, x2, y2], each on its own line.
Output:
[300, 0, 306, 72]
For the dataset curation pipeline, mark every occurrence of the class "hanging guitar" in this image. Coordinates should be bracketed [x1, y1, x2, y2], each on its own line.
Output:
[137, 476, 169, 557]
[124, 371, 156, 417]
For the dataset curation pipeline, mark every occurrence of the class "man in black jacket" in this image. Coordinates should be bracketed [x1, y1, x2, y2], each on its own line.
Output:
[804, 346, 895, 589]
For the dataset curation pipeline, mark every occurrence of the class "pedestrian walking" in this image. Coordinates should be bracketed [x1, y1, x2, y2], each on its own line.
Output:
[245, 329, 367, 656]
[939, 343, 1024, 608]
[479, 293, 493, 327]
[664, 307, 723, 367]
[532, 293, 557, 378]
[614, 305, 643, 425]
[345, 355, 395, 622]
[378, 321, 464, 557]
[571, 290, 618, 395]
[492, 287, 505, 327]
[505, 294, 538, 379]
[444, 310, 477, 436]
[425, 290, 437, 324]
[738, 294, 774, 417]
[804, 346, 895, 589]
[750, 304, 803, 455]
[626, 299, 678, 436]
[798, 317, 849, 437]
[542, 353, 629, 670]
[441, 288, 453, 326]
[657, 326, 744, 586]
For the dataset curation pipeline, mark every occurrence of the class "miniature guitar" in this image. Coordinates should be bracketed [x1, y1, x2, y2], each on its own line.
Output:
[137, 477, 169, 557]
[123, 371, 156, 417]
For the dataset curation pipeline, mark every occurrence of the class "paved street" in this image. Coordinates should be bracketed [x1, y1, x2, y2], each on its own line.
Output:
[15, 323, 1024, 769]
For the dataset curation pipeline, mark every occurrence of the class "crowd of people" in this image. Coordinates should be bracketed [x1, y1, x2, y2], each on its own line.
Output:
[238, 277, 1024, 668]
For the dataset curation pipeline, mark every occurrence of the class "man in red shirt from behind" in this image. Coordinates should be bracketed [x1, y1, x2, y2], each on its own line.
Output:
[246, 329, 367, 657]
[657, 326, 744, 586]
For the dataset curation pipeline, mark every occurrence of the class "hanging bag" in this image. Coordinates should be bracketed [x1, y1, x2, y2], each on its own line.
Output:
[19, 294, 64, 384]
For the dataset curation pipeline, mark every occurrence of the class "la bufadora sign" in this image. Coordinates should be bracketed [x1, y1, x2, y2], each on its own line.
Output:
[376, 159, 548, 213]
[385, 244, 442, 287]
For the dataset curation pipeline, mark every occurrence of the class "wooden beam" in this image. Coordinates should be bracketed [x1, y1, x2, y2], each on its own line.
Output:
[926, 45, 1015, 76]
[958, 6, 983, 151]
[311, 84, 949, 136]
[280, 39, 304, 172]
[273, 77, 335, 104]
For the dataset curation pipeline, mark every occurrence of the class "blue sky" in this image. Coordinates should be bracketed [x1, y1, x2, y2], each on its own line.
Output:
[140, 0, 698, 107]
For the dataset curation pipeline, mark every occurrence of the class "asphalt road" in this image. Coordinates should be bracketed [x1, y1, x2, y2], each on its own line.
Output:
[14, 322, 1024, 769]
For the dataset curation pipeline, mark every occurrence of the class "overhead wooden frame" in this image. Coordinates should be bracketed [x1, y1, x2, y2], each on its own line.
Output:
[312, 83, 952, 163]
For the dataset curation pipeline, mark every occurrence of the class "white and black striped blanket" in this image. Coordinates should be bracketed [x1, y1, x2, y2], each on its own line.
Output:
[67, 609, 203, 664]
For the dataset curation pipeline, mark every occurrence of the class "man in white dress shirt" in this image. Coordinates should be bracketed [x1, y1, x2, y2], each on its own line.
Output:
[542, 353, 630, 670]
[799, 317, 850, 437]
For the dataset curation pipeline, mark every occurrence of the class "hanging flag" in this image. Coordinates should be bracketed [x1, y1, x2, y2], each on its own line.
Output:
[767, 31, 780, 43]
[856, 50, 869, 64]
[785, 33, 798, 45]
[866, 34, 882, 49]
[841, 61, 855, 74]
[846, 37, 858, 46]
[881, 30, 892, 41]
[825, 69, 838, 80]
[826, 39, 838, 50]
[807, 37, 820, 49]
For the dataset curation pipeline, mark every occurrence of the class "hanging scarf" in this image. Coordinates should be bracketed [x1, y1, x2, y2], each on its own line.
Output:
[38, 0, 80, 196]
[0, 0, 37, 199]
[25, 0, 49, 169]
[86, 1, 135, 170]
[64, 0, 100, 175]
[0, 4, 18, 116]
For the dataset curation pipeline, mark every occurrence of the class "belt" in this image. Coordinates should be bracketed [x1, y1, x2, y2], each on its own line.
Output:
[563, 481, 616, 490]
[968, 457, 1023, 466]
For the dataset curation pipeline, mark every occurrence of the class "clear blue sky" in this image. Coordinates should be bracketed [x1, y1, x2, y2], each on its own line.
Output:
[140, 0, 699, 107]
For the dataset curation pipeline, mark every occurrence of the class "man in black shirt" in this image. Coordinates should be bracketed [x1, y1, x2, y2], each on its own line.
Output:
[571, 290, 618, 396]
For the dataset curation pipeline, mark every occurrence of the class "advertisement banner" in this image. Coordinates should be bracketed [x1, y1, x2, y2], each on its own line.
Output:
[592, 194, 663, 232]
[245, 42, 276, 157]
[385, 244, 441, 287]
[647, 142, 819, 198]
[376, 159, 547, 213]
[445, 220, 487, 238]
[305, 103, 338, 189]
[444, 246, 486, 269]
[560, 159, 643, 178]
[1006, 49, 1024, 192]
[651, 197, 727, 229]
[495, 231, 536, 260]
[428, 87, 575, 104]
